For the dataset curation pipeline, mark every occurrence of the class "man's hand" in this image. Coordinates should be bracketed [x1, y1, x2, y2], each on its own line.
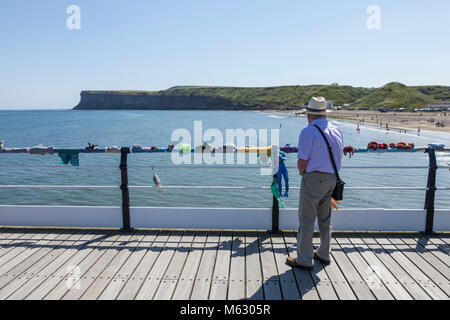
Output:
[297, 158, 307, 175]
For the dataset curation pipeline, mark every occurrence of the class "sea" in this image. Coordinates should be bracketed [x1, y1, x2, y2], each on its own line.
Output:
[1, 110, 449, 209]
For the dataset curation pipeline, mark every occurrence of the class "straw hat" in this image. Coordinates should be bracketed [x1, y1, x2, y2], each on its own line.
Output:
[306, 97, 327, 114]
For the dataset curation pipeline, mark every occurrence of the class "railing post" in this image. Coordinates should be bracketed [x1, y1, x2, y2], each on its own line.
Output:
[120, 147, 133, 232]
[271, 175, 280, 234]
[424, 147, 437, 235]
[271, 144, 281, 233]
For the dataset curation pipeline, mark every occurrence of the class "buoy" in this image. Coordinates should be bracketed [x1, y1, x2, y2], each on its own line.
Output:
[396, 142, 406, 149]
[343, 146, 354, 158]
[368, 141, 378, 151]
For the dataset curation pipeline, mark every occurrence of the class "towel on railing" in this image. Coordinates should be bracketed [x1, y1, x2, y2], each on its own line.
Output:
[277, 151, 289, 197]
[29, 145, 54, 155]
[105, 146, 121, 154]
[57, 149, 80, 166]
[271, 177, 286, 208]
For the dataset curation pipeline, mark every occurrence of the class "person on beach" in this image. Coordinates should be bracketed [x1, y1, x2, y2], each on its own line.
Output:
[286, 97, 343, 270]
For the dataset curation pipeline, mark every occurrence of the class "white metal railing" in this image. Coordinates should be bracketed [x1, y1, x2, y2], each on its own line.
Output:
[1, 185, 448, 191]
[0, 145, 449, 233]
[0, 165, 449, 169]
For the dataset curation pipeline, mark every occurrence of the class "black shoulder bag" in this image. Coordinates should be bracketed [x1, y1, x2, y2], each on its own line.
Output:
[313, 125, 345, 201]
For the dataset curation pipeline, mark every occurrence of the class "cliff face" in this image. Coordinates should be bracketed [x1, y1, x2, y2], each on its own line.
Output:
[73, 91, 253, 110]
[73, 84, 450, 110]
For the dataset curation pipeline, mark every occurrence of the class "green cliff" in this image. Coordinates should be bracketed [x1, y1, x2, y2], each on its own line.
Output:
[73, 83, 450, 110]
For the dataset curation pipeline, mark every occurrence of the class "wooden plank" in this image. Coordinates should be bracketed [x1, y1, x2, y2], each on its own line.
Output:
[258, 232, 282, 300]
[98, 230, 159, 300]
[283, 232, 337, 300]
[409, 234, 450, 267]
[61, 232, 135, 300]
[245, 231, 264, 300]
[400, 235, 450, 280]
[116, 231, 171, 300]
[270, 233, 300, 300]
[0, 230, 61, 279]
[333, 234, 394, 300]
[282, 232, 319, 300]
[0, 229, 28, 252]
[227, 232, 246, 300]
[6, 231, 99, 300]
[377, 233, 447, 301]
[80, 231, 148, 300]
[153, 231, 195, 300]
[22, 231, 110, 300]
[438, 235, 450, 245]
[0, 230, 71, 288]
[41, 232, 122, 300]
[171, 231, 207, 300]
[209, 232, 232, 300]
[0, 230, 50, 269]
[0, 231, 81, 299]
[427, 237, 450, 255]
[346, 234, 413, 300]
[307, 237, 338, 300]
[0, 228, 13, 239]
[135, 231, 184, 300]
[190, 232, 220, 300]
[384, 235, 450, 299]
[362, 234, 431, 300]
[438, 236, 450, 245]
[312, 236, 356, 300]
[330, 235, 375, 300]
[0, 229, 27, 259]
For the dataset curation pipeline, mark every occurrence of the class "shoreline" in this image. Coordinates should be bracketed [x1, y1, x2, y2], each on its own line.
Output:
[2, 107, 450, 134]
[263, 109, 450, 134]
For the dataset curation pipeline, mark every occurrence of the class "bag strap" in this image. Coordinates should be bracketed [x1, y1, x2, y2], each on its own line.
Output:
[313, 124, 341, 181]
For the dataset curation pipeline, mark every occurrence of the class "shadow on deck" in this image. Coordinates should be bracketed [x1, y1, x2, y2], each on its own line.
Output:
[0, 227, 448, 300]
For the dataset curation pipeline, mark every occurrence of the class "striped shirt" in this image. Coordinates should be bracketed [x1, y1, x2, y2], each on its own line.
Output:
[297, 118, 344, 173]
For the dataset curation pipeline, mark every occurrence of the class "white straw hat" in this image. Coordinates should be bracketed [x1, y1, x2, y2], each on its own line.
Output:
[307, 97, 327, 114]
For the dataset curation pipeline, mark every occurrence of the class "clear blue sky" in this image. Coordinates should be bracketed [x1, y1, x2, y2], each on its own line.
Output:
[1, 0, 449, 109]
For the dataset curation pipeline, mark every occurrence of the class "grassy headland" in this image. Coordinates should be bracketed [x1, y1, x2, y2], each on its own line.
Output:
[74, 82, 450, 110]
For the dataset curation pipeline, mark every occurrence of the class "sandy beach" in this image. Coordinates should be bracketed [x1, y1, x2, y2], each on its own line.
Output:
[327, 110, 450, 134]
[270, 109, 450, 134]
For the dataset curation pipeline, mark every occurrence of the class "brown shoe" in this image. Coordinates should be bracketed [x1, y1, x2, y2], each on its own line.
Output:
[285, 256, 313, 270]
[314, 251, 331, 265]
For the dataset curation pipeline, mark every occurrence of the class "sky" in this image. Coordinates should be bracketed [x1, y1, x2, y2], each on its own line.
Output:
[0, 0, 449, 109]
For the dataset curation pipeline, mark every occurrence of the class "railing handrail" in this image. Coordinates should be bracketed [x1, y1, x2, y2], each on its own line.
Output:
[0, 145, 446, 234]
[2, 184, 449, 191]
[0, 165, 449, 170]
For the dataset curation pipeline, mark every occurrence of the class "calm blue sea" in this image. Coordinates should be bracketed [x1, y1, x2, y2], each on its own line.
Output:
[1, 110, 449, 209]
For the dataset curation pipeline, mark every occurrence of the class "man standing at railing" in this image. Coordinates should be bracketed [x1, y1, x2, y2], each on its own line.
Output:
[286, 97, 343, 270]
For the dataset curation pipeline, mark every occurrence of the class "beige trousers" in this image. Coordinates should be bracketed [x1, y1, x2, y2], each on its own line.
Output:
[296, 171, 336, 267]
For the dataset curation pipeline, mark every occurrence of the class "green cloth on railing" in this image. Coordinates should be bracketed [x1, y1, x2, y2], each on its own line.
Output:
[57, 149, 80, 166]
[271, 177, 285, 208]
[178, 144, 191, 154]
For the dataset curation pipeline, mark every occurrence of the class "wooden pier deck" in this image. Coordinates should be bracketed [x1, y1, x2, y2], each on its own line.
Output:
[0, 228, 448, 300]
